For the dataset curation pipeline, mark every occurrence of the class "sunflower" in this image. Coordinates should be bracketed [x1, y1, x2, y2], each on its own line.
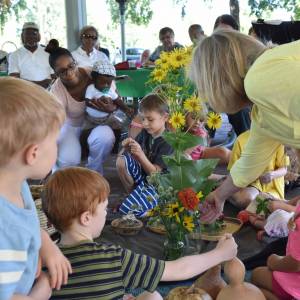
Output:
[151, 68, 167, 82]
[206, 111, 222, 130]
[169, 48, 187, 69]
[184, 96, 202, 113]
[155, 53, 171, 70]
[183, 216, 195, 232]
[166, 203, 184, 223]
[186, 45, 193, 56]
[169, 112, 185, 129]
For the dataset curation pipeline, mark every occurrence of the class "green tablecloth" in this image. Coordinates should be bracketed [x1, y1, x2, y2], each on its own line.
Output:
[116, 68, 153, 98]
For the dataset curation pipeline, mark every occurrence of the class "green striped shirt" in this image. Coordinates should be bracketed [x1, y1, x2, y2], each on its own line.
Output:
[51, 240, 165, 300]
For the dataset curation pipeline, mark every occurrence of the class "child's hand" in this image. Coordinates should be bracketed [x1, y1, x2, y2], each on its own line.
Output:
[260, 171, 273, 184]
[122, 137, 135, 149]
[184, 147, 194, 156]
[129, 140, 144, 160]
[40, 231, 72, 290]
[267, 254, 282, 270]
[215, 233, 238, 261]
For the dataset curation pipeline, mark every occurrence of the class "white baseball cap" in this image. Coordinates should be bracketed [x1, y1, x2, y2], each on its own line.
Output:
[22, 22, 39, 31]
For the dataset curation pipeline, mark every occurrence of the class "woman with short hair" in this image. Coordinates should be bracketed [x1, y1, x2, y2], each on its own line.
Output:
[72, 25, 109, 68]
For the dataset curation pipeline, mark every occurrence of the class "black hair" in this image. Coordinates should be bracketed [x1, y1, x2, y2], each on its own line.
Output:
[214, 14, 239, 31]
[48, 47, 73, 69]
[45, 39, 59, 53]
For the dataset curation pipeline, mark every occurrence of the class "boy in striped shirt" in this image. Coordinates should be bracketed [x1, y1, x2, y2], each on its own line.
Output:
[43, 167, 238, 300]
[0, 77, 71, 300]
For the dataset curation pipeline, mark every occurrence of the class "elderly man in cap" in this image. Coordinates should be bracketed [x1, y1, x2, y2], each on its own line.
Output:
[8, 22, 54, 88]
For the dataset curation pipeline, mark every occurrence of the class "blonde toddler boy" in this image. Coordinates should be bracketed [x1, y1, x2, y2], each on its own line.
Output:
[0, 78, 71, 300]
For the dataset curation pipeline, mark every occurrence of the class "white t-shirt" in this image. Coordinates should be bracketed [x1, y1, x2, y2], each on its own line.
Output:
[8, 45, 53, 81]
[85, 83, 118, 118]
[72, 47, 109, 68]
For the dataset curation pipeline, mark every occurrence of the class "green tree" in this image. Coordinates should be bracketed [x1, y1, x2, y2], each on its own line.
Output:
[0, 0, 27, 31]
[230, 0, 240, 26]
[248, 0, 300, 19]
[106, 0, 153, 26]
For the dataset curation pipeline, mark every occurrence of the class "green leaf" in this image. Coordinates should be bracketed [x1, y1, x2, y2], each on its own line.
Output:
[193, 158, 219, 177]
[163, 131, 203, 151]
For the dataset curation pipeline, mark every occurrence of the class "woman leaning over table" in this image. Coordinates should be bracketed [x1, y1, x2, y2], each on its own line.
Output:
[49, 47, 115, 174]
[189, 29, 300, 223]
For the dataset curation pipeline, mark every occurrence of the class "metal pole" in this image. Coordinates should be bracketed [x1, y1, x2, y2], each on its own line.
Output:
[116, 0, 127, 61]
[65, 0, 87, 51]
[121, 10, 126, 61]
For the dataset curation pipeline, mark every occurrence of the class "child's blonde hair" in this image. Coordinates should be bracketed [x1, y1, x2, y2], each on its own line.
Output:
[0, 77, 65, 166]
[43, 167, 110, 232]
[189, 30, 266, 114]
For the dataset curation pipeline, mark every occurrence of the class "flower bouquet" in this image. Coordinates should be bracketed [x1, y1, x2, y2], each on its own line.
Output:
[146, 47, 223, 260]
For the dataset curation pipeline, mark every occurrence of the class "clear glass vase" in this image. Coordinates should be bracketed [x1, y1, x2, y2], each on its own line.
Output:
[164, 237, 185, 260]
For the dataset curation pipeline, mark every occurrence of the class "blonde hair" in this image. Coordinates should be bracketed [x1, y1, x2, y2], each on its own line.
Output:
[0, 77, 65, 166]
[189, 30, 266, 113]
[43, 167, 110, 232]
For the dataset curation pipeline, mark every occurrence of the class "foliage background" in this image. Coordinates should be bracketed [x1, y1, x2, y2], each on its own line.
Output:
[0, 0, 298, 58]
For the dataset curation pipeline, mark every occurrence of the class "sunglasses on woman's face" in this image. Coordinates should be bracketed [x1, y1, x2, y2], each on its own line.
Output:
[55, 61, 77, 77]
[82, 34, 97, 40]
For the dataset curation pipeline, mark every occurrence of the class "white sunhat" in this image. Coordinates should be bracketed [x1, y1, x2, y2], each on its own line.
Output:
[92, 60, 116, 77]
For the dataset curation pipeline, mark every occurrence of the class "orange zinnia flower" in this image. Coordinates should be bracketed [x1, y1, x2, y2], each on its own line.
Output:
[178, 188, 199, 210]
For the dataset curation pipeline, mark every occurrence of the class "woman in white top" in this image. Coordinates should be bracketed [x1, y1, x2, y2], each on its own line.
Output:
[72, 26, 109, 68]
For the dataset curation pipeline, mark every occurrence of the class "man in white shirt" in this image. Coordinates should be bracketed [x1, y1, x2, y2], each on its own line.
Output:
[8, 22, 54, 88]
[72, 25, 109, 68]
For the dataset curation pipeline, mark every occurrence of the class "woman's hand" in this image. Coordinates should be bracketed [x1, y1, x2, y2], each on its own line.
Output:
[200, 176, 242, 223]
[199, 190, 225, 223]
[88, 96, 117, 113]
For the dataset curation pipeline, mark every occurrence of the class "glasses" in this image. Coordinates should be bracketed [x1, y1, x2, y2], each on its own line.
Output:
[81, 34, 97, 40]
[55, 61, 77, 77]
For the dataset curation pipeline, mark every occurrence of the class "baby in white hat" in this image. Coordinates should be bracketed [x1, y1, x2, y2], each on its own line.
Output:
[85, 60, 133, 129]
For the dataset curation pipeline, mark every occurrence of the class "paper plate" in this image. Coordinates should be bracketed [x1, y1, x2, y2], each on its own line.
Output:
[147, 217, 242, 241]
[190, 217, 243, 242]
[147, 224, 167, 235]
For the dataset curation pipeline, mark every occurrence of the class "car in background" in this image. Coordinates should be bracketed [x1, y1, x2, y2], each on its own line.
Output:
[126, 47, 144, 62]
